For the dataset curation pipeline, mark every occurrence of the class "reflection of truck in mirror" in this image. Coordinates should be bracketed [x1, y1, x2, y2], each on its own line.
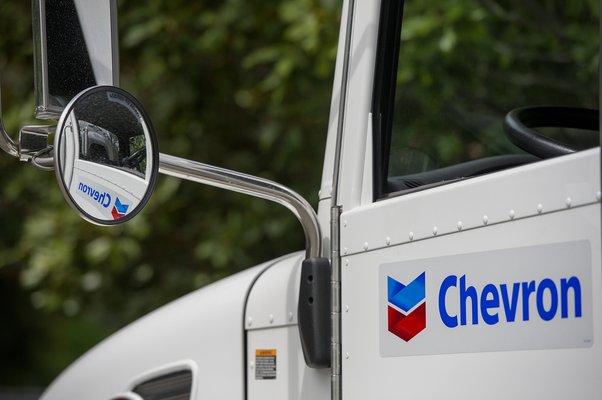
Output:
[54, 86, 158, 225]
[0, 1, 600, 399]
[79, 122, 120, 167]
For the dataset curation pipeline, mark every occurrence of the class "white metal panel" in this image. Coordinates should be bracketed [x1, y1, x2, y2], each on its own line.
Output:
[245, 252, 330, 400]
[340, 147, 602, 399]
[341, 149, 601, 255]
[247, 325, 330, 400]
[318, 0, 351, 206]
[360, 113, 373, 206]
[342, 205, 601, 399]
[317, 198, 332, 256]
[318, 1, 380, 211]
[245, 253, 303, 330]
[40, 264, 267, 400]
[335, 1, 380, 211]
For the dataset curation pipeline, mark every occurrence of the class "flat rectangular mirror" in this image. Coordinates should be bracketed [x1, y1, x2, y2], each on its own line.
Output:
[32, 0, 119, 120]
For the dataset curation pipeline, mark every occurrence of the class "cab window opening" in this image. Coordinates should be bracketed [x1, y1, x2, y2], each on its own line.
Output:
[372, 0, 599, 200]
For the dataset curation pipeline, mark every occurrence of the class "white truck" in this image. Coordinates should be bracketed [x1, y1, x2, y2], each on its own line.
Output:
[1, 1, 600, 399]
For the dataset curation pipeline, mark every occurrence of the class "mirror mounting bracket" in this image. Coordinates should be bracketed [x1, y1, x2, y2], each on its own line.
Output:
[19, 125, 55, 162]
[0, 79, 54, 164]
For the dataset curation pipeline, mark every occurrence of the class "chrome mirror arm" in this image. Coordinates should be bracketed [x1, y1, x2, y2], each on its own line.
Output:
[159, 153, 323, 259]
[0, 82, 19, 158]
[1, 79, 55, 168]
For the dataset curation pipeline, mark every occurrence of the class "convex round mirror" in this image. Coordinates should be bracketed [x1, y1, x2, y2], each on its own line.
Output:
[54, 86, 159, 225]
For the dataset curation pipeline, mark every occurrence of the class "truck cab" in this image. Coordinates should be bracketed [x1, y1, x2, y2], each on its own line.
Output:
[1, 1, 599, 399]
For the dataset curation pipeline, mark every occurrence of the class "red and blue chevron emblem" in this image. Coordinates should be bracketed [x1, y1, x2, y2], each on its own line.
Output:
[387, 272, 426, 341]
[111, 197, 130, 220]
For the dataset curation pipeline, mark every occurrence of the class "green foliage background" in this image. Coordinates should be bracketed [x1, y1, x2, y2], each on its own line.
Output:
[390, 0, 598, 175]
[0, 0, 340, 385]
[0, 0, 598, 387]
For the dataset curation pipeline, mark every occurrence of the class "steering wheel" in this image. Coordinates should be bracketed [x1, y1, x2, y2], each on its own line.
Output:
[122, 146, 146, 168]
[503, 106, 598, 159]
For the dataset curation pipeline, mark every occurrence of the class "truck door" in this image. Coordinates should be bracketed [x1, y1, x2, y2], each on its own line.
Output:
[337, 1, 600, 398]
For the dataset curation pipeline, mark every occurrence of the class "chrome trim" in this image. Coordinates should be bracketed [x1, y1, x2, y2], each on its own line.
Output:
[31, 0, 50, 119]
[331, 0, 356, 398]
[30, 145, 55, 171]
[0, 82, 19, 157]
[18, 125, 54, 161]
[331, 205, 342, 400]
[331, 0, 356, 207]
[159, 153, 322, 259]
[109, 393, 143, 400]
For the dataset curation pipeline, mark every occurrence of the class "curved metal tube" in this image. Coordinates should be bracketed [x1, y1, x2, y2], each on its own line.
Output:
[0, 83, 19, 157]
[159, 153, 322, 259]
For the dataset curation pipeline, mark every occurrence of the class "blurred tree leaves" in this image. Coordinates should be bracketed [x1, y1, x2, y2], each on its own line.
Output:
[0, 0, 598, 387]
[390, 0, 598, 174]
[0, 0, 339, 385]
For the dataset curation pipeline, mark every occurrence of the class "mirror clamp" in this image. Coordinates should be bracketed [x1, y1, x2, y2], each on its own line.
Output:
[18, 125, 55, 162]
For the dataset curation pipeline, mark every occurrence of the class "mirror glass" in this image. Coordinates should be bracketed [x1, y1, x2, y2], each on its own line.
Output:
[54, 86, 158, 225]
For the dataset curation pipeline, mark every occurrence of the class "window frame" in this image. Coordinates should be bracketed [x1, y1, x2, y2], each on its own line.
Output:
[371, 0, 405, 201]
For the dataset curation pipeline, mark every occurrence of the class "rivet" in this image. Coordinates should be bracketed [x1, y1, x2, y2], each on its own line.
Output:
[345, 352, 350, 359]
[343, 247, 348, 255]
[565, 197, 572, 208]
[269, 314, 274, 324]
[288, 312, 293, 322]
[409, 232, 414, 241]
[457, 221, 463, 231]
[597, 191, 601, 201]
[345, 305, 349, 312]
[483, 215, 488, 225]
[345, 258, 349, 266]
[386, 236, 391, 246]
[343, 220, 348, 228]
[432, 226, 438, 236]
[247, 317, 253, 327]
[250, 361, 255, 370]
[537, 204, 543, 214]
[509, 209, 515, 220]
[363, 242, 369, 251]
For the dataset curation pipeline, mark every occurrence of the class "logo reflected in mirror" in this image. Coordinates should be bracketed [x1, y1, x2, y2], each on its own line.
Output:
[78, 181, 112, 209]
[54, 86, 159, 226]
[112, 198, 130, 220]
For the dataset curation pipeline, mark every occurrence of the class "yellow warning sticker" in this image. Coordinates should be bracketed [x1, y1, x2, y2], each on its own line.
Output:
[255, 349, 277, 380]
[255, 349, 277, 357]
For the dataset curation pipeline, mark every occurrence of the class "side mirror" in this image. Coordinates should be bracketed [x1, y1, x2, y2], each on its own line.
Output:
[54, 86, 159, 225]
[32, 0, 119, 119]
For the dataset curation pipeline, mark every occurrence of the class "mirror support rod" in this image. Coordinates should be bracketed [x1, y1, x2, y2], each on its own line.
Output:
[159, 153, 322, 259]
[0, 83, 19, 158]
